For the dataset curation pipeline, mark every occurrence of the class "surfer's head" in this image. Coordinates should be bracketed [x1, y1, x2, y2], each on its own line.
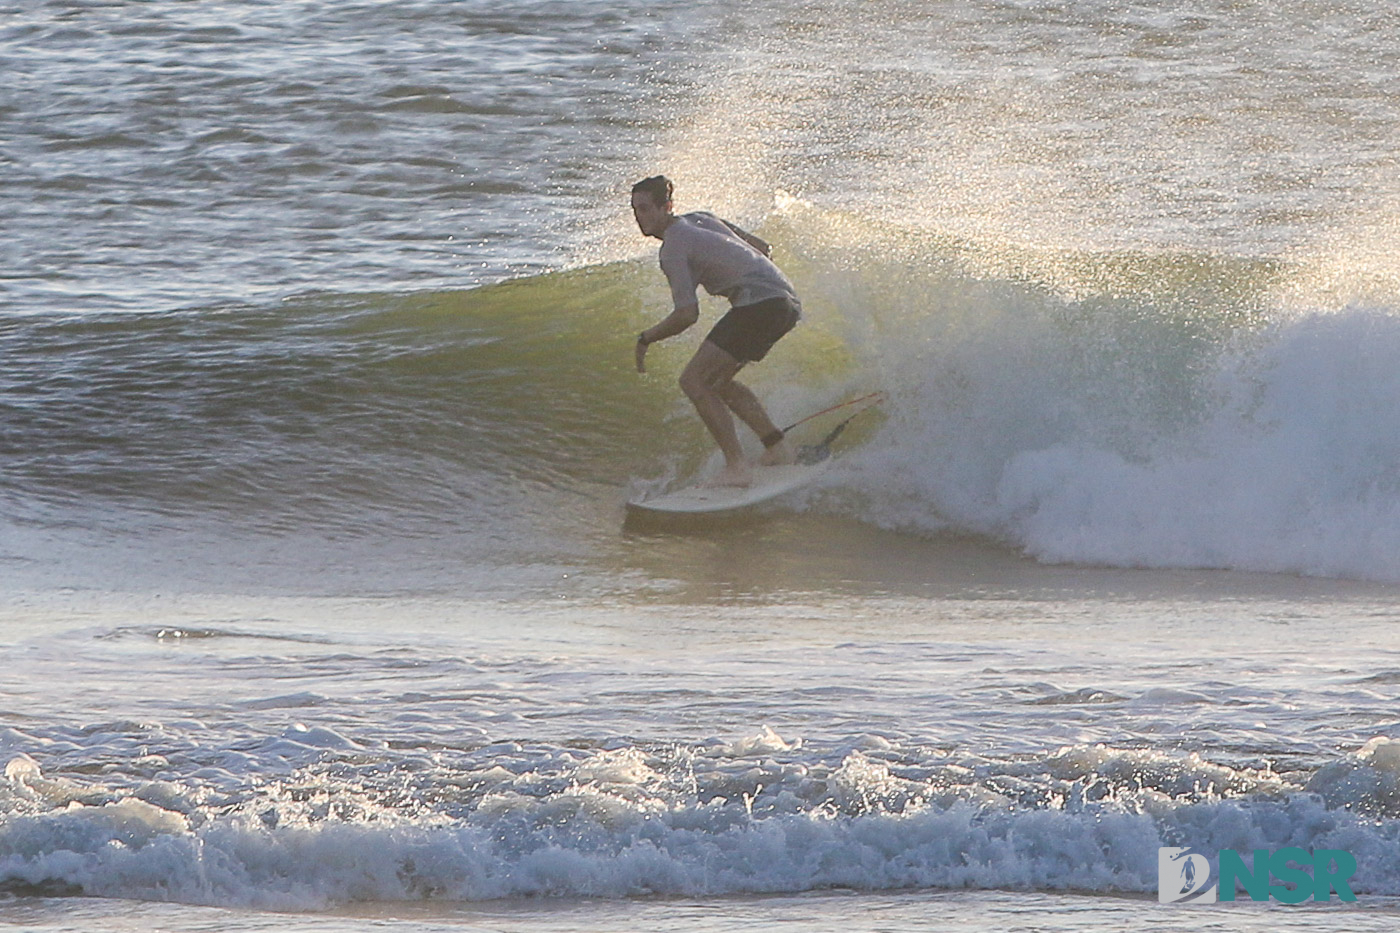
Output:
[631, 175, 674, 238]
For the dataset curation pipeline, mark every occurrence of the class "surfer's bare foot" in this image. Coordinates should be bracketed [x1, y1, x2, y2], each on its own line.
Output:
[758, 438, 796, 467]
[705, 463, 753, 487]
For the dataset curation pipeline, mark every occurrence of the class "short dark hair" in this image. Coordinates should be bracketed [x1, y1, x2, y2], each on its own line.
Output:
[631, 175, 673, 207]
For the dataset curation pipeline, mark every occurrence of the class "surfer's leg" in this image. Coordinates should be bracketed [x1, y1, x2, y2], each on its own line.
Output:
[680, 341, 751, 486]
[718, 380, 796, 466]
[703, 297, 801, 468]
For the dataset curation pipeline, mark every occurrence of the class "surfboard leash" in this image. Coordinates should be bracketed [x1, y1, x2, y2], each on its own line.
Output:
[792, 392, 887, 465]
[780, 390, 886, 435]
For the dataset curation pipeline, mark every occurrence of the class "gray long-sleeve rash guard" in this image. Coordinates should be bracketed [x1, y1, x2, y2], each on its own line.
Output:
[658, 212, 798, 312]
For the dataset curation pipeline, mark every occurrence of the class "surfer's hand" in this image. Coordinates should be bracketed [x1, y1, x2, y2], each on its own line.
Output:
[635, 337, 648, 374]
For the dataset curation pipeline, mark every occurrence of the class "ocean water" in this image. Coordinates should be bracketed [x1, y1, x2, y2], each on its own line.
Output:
[5, 0, 1400, 930]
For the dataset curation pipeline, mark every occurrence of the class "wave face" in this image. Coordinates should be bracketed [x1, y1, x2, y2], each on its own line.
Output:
[1, 272, 653, 533]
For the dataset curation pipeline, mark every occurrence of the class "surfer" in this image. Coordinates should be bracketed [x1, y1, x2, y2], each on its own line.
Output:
[630, 175, 801, 487]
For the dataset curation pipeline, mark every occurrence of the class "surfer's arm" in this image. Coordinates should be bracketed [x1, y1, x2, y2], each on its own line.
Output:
[635, 302, 699, 373]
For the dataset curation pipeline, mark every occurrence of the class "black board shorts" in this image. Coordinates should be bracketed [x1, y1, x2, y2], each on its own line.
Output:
[704, 295, 801, 363]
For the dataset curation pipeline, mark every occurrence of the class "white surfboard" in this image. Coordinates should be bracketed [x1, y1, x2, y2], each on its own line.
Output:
[627, 458, 831, 516]
[626, 391, 884, 517]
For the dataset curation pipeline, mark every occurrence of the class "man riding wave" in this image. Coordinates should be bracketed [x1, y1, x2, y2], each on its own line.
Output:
[631, 175, 801, 487]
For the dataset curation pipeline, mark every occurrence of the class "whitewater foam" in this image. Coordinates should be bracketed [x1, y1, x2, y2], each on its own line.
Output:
[7, 733, 1400, 909]
[778, 202, 1400, 583]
